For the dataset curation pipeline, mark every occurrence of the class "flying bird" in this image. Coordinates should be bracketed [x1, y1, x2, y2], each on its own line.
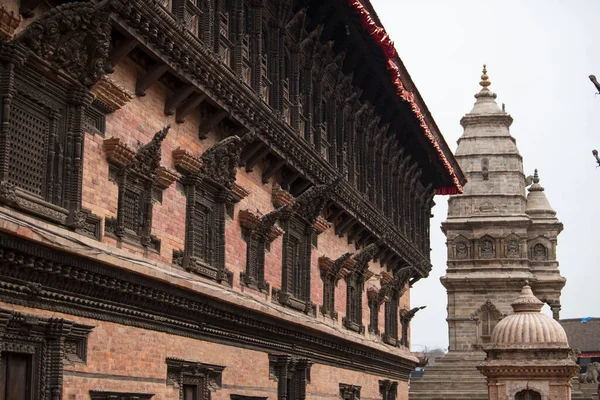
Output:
[593, 149, 600, 167]
[590, 75, 600, 94]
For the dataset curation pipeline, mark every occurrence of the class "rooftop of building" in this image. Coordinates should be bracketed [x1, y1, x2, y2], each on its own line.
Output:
[560, 318, 600, 353]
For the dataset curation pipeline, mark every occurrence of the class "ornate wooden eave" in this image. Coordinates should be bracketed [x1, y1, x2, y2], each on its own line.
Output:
[103, 0, 433, 278]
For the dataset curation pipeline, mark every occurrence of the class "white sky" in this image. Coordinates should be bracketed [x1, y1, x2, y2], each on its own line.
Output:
[369, 0, 600, 351]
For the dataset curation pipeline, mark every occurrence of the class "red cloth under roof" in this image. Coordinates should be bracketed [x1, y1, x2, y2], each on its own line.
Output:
[348, 0, 463, 195]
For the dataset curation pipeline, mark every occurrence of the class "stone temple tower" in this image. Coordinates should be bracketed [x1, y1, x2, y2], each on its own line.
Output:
[409, 66, 566, 400]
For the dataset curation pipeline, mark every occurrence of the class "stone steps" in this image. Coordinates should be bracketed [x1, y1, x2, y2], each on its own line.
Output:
[409, 352, 488, 400]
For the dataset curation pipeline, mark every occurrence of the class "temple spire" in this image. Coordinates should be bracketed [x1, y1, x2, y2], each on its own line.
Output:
[479, 64, 491, 90]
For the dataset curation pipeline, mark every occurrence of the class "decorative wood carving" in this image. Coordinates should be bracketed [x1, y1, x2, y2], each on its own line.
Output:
[380, 380, 398, 400]
[104, 126, 171, 251]
[272, 184, 295, 208]
[15, 2, 112, 88]
[340, 384, 361, 400]
[173, 135, 250, 285]
[100, 0, 441, 278]
[0, 30, 102, 238]
[399, 306, 425, 348]
[380, 267, 414, 346]
[269, 354, 312, 400]
[0, 307, 93, 400]
[275, 182, 336, 314]
[166, 357, 224, 400]
[0, 6, 21, 40]
[173, 147, 203, 174]
[342, 241, 380, 334]
[240, 208, 285, 292]
[319, 252, 352, 319]
[90, 76, 134, 113]
[0, 233, 416, 380]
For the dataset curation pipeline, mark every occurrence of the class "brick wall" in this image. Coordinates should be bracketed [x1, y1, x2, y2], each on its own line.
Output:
[77, 56, 412, 345]
[2, 303, 397, 400]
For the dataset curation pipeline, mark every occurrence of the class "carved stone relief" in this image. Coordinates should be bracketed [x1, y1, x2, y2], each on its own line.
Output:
[479, 237, 495, 259]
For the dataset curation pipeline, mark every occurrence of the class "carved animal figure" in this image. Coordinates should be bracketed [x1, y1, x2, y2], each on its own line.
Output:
[579, 362, 600, 383]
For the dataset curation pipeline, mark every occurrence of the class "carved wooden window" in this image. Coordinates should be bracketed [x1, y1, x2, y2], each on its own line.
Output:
[0, 308, 93, 400]
[261, 28, 271, 104]
[166, 358, 224, 400]
[515, 390, 541, 400]
[240, 208, 283, 293]
[379, 380, 398, 400]
[174, 179, 230, 284]
[340, 384, 361, 400]
[173, 136, 247, 286]
[269, 355, 311, 400]
[105, 128, 172, 252]
[319, 253, 351, 320]
[173, 0, 206, 39]
[274, 184, 333, 314]
[0, 63, 101, 238]
[368, 294, 381, 334]
[241, 3, 252, 85]
[343, 274, 364, 333]
[288, 228, 308, 300]
[322, 274, 335, 318]
[218, 0, 234, 68]
[383, 295, 399, 345]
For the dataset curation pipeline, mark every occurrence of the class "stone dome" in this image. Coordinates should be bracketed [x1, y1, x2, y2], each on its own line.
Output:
[526, 169, 557, 218]
[491, 285, 569, 346]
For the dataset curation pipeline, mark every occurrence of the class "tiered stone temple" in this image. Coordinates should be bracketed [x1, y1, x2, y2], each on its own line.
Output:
[409, 66, 566, 400]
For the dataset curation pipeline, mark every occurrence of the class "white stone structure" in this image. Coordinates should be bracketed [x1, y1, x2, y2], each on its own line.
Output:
[478, 284, 579, 400]
[409, 67, 566, 400]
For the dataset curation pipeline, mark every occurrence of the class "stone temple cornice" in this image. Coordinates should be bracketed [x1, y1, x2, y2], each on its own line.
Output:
[460, 114, 514, 128]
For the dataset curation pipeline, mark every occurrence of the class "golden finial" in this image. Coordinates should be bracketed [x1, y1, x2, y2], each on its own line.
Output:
[479, 64, 491, 89]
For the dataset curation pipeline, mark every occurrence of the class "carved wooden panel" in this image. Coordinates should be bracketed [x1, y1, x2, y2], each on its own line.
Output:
[0, 307, 93, 400]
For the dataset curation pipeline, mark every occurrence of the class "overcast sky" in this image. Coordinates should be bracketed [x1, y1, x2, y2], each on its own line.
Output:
[369, 0, 600, 351]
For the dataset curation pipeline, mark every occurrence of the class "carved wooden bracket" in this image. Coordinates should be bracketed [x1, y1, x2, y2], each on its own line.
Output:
[313, 215, 331, 234]
[272, 184, 332, 233]
[238, 209, 284, 242]
[380, 271, 393, 285]
[90, 76, 134, 113]
[319, 253, 353, 279]
[272, 184, 295, 208]
[318, 256, 333, 272]
[103, 137, 136, 167]
[156, 166, 179, 189]
[0, 5, 21, 40]
[173, 147, 203, 174]
[367, 287, 379, 301]
[231, 182, 250, 202]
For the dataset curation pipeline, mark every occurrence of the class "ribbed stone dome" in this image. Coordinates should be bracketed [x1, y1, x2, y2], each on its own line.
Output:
[491, 285, 569, 346]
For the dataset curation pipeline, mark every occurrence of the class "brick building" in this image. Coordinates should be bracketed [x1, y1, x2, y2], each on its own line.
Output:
[0, 0, 464, 399]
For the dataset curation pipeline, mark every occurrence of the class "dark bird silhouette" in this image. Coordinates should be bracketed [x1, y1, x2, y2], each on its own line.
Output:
[590, 75, 600, 94]
[593, 149, 600, 167]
